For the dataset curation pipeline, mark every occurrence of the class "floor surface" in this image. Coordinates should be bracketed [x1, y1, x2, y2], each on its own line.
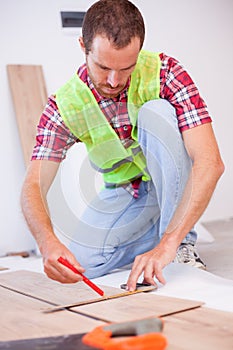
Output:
[197, 217, 233, 280]
[0, 218, 232, 313]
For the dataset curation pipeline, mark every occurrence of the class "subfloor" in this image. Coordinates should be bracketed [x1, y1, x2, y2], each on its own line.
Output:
[197, 217, 233, 280]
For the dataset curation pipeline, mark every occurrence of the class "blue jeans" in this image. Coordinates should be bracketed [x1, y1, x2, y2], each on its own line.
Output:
[69, 99, 197, 278]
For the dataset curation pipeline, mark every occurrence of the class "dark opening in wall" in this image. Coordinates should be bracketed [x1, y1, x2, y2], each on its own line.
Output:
[60, 11, 86, 28]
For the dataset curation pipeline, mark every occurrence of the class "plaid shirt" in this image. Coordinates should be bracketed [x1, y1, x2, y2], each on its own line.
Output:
[32, 53, 211, 197]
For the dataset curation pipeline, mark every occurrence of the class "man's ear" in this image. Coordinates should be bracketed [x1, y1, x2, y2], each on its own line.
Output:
[79, 37, 86, 53]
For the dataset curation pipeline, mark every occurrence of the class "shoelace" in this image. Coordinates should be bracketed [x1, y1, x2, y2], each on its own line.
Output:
[178, 244, 195, 262]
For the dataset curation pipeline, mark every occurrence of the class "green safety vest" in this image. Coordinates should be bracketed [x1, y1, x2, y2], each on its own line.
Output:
[56, 50, 161, 186]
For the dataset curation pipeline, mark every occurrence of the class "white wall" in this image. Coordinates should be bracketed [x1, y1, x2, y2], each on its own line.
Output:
[0, 0, 232, 255]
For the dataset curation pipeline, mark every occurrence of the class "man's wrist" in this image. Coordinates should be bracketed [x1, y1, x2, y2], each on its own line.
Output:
[38, 231, 59, 255]
[159, 232, 181, 251]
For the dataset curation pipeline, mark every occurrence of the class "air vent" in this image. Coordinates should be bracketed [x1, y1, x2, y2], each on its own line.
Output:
[61, 11, 86, 28]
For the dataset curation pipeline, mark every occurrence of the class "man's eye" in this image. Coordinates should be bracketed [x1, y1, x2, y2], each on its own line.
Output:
[98, 66, 110, 71]
[122, 65, 135, 72]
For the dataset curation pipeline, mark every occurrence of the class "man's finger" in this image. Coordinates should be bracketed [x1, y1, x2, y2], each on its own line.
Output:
[142, 259, 167, 286]
[142, 262, 157, 286]
[126, 260, 144, 291]
[44, 257, 84, 284]
[155, 270, 166, 285]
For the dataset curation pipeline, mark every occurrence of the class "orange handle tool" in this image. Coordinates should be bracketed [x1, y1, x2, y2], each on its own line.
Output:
[82, 317, 167, 350]
[58, 257, 104, 296]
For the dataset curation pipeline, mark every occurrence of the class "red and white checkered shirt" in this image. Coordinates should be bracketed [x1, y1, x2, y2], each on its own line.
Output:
[32, 52, 211, 197]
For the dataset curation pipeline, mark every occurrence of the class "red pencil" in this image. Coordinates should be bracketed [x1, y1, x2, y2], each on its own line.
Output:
[58, 256, 104, 297]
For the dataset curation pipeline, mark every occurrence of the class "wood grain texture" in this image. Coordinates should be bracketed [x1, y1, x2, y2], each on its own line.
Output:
[0, 270, 203, 322]
[7, 65, 47, 166]
[163, 307, 233, 350]
[0, 270, 123, 306]
[0, 286, 102, 341]
[44, 285, 156, 313]
[1, 271, 232, 348]
[75, 292, 203, 322]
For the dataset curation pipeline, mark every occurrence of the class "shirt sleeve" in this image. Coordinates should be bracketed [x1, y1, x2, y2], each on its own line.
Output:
[31, 95, 78, 162]
[159, 53, 212, 132]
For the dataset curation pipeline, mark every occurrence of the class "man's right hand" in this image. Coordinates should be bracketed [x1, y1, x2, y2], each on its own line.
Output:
[41, 238, 85, 284]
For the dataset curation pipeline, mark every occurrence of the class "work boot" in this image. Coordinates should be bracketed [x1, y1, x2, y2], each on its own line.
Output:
[173, 243, 206, 270]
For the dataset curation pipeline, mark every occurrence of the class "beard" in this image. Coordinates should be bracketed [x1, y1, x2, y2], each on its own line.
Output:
[95, 84, 125, 98]
[86, 65, 126, 98]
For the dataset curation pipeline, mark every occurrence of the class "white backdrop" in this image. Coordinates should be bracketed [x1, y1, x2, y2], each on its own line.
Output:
[0, 0, 232, 255]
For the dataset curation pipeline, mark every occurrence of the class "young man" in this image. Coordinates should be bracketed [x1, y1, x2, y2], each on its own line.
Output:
[21, 0, 224, 291]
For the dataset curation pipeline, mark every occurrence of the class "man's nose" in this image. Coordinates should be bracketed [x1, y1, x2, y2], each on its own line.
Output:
[107, 70, 120, 88]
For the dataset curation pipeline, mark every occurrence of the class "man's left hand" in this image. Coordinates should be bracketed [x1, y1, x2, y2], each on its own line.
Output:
[126, 239, 177, 291]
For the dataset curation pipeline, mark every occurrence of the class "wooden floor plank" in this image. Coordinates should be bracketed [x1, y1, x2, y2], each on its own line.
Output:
[7, 65, 48, 166]
[1, 271, 232, 348]
[0, 270, 123, 305]
[0, 270, 203, 323]
[163, 307, 233, 350]
[0, 286, 102, 342]
[75, 292, 203, 322]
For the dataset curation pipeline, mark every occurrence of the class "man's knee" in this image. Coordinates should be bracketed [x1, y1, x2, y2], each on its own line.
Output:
[138, 99, 178, 132]
[137, 99, 182, 153]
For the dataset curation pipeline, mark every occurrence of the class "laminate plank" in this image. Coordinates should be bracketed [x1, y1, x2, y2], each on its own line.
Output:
[7, 64, 47, 166]
[0, 270, 122, 306]
[163, 307, 233, 350]
[0, 270, 203, 323]
[0, 286, 102, 341]
[75, 292, 203, 322]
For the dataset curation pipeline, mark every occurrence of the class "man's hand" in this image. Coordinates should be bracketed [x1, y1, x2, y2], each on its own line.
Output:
[41, 238, 85, 284]
[127, 238, 178, 291]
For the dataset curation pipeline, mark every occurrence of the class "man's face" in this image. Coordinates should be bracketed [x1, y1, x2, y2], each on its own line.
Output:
[80, 35, 141, 98]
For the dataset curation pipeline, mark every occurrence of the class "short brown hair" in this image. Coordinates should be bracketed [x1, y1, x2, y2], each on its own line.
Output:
[82, 0, 145, 54]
